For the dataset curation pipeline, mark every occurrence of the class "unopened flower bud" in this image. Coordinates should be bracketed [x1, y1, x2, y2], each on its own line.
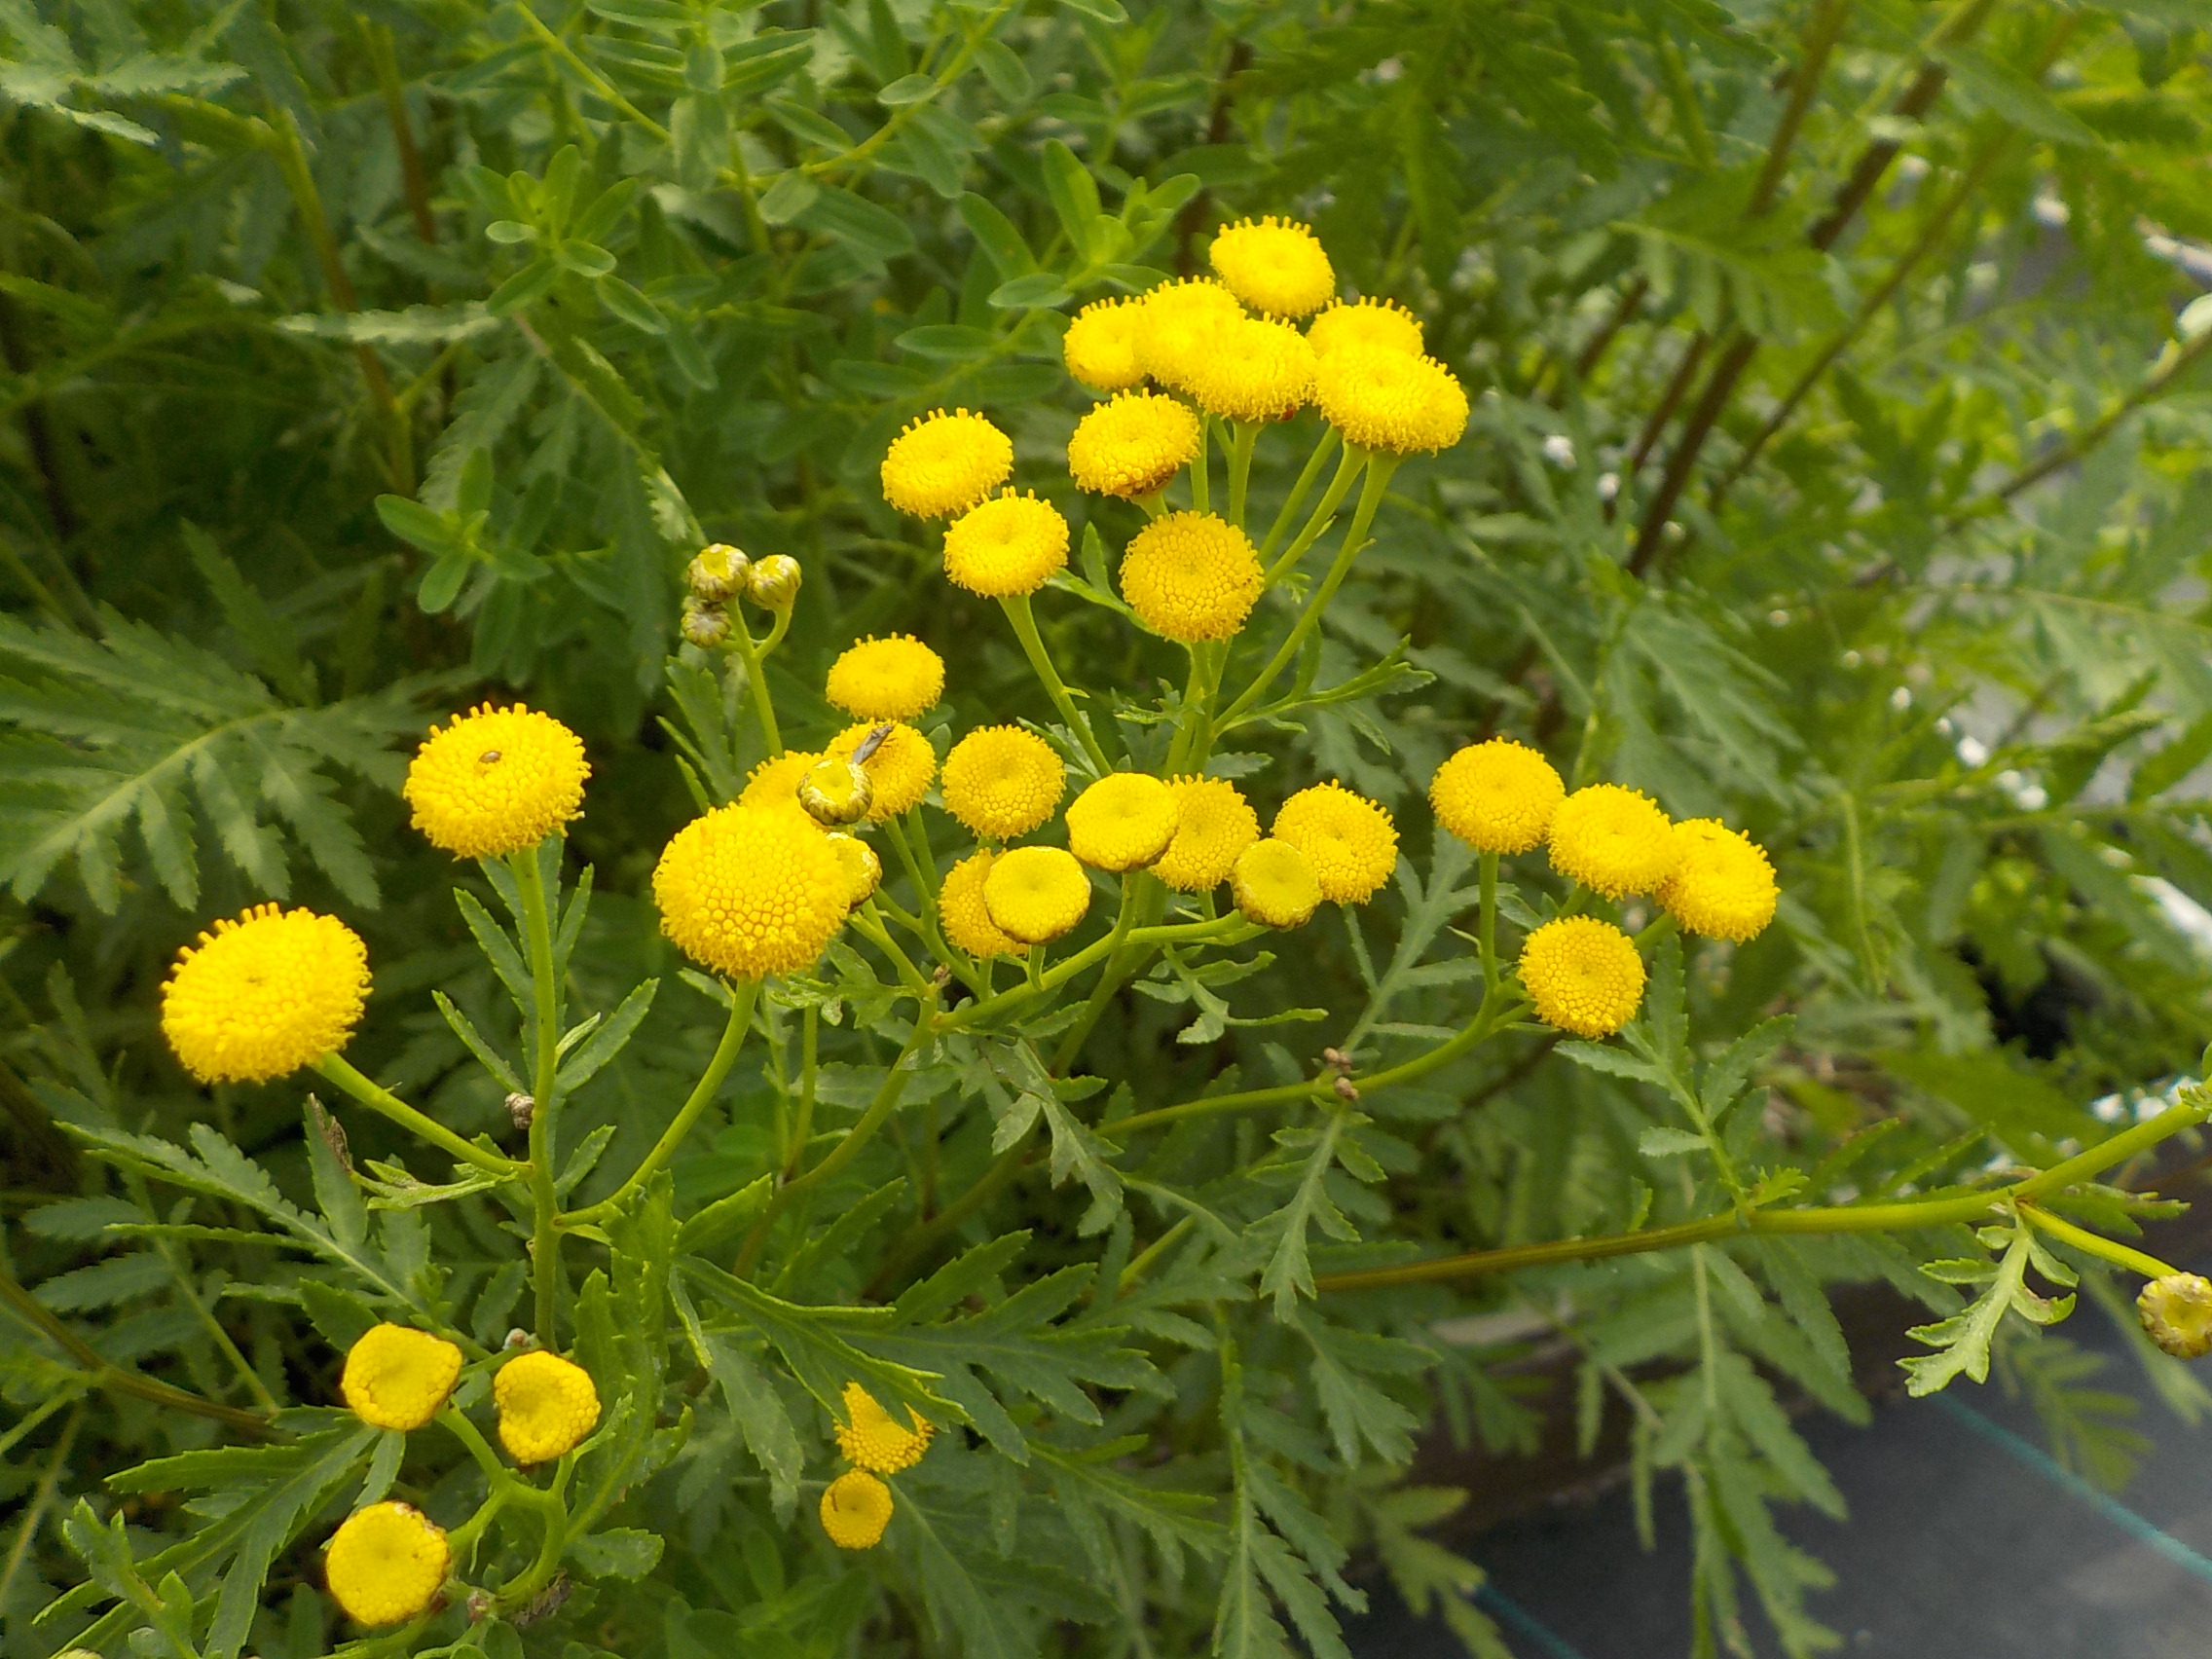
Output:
[687, 543, 750, 603]
[800, 758, 873, 827]
[1322, 1048, 1352, 1074]
[747, 553, 801, 609]
[504, 1327, 534, 1350]
[2138, 1272, 2212, 1358]
[1333, 1075, 1360, 1102]
[681, 603, 730, 648]
[825, 832, 882, 907]
[505, 1091, 534, 1131]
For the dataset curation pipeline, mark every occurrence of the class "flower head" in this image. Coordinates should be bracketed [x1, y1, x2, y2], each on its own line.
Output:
[1207, 216, 1336, 318]
[983, 845, 1092, 943]
[325, 1502, 449, 1627]
[881, 408, 1013, 520]
[826, 832, 882, 908]
[1658, 821, 1778, 943]
[1272, 783, 1398, 903]
[1153, 778, 1260, 892]
[1233, 838, 1320, 929]
[1519, 916, 1646, 1038]
[687, 542, 750, 603]
[2139, 1273, 2212, 1359]
[826, 636, 945, 722]
[1307, 297, 1425, 360]
[404, 704, 589, 859]
[747, 554, 802, 609]
[941, 725, 1066, 841]
[1547, 785, 1677, 901]
[742, 750, 825, 816]
[162, 905, 369, 1085]
[1121, 512, 1263, 644]
[828, 721, 936, 822]
[834, 1382, 934, 1474]
[941, 850, 1028, 959]
[800, 757, 874, 828]
[1134, 278, 1244, 393]
[1062, 297, 1147, 393]
[1314, 345, 1468, 455]
[653, 804, 848, 978]
[821, 1469, 895, 1550]
[494, 1349, 601, 1464]
[1068, 391, 1201, 500]
[1186, 316, 1317, 424]
[943, 491, 1071, 598]
[1066, 773, 1180, 872]
[1429, 739, 1565, 855]
[341, 1324, 461, 1432]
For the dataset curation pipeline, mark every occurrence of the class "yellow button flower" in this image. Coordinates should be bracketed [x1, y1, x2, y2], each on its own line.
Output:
[403, 703, 589, 860]
[653, 803, 848, 979]
[1547, 785, 1677, 901]
[800, 758, 874, 828]
[1187, 316, 1316, 425]
[1307, 296, 1425, 359]
[1067, 391, 1201, 500]
[341, 1324, 462, 1432]
[1062, 296, 1147, 393]
[1152, 777, 1260, 893]
[1207, 216, 1336, 318]
[1134, 278, 1244, 393]
[1120, 511, 1263, 644]
[161, 904, 370, 1085]
[2139, 1273, 2212, 1359]
[825, 832, 882, 908]
[880, 407, 1013, 520]
[941, 850, 1028, 959]
[943, 491, 1071, 598]
[324, 1501, 449, 1627]
[493, 1349, 601, 1464]
[741, 750, 826, 815]
[827, 721, 936, 822]
[1232, 838, 1320, 929]
[1066, 773, 1180, 872]
[1272, 783, 1398, 904]
[983, 845, 1092, 943]
[941, 725, 1066, 841]
[1519, 916, 1645, 1038]
[1429, 738, 1565, 856]
[821, 1469, 895, 1550]
[826, 635, 945, 722]
[1657, 820, 1778, 943]
[833, 1381, 934, 1474]
[1314, 343, 1468, 456]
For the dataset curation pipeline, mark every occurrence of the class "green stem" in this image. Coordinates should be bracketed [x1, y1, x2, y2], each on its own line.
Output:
[999, 594, 1110, 772]
[1226, 422, 1259, 530]
[512, 849, 564, 1344]
[1050, 876, 1146, 1074]
[789, 1003, 819, 1180]
[313, 1053, 523, 1178]
[1191, 418, 1211, 514]
[1262, 438, 1362, 587]
[1163, 642, 1222, 776]
[1258, 427, 1343, 568]
[725, 620, 782, 756]
[939, 913, 1251, 1032]
[849, 902, 934, 996]
[1478, 851, 1500, 993]
[2020, 1203, 2178, 1281]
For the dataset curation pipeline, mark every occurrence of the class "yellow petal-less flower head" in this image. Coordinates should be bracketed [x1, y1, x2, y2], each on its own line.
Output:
[1066, 773, 1180, 873]
[1186, 316, 1318, 425]
[1153, 777, 1261, 893]
[2139, 1273, 2212, 1359]
[325, 1502, 449, 1627]
[741, 750, 826, 816]
[800, 757, 874, 828]
[1429, 739, 1566, 856]
[940, 851, 1027, 959]
[880, 407, 1013, 520]
[1313, 344, 1469, 456]
[494, 1349, 601, 1464]
[1232, 838, 1321, 929]
[162, 905, 369, 1085]
[1519, 916, 1646, 1039]
[1120, 511, 1264, 644]
[1307, 296, 1425, 360]
[1062, 296, 1148, 393]
[821, 1469, 895, 1550]
[1657, 820, 1779, 943]
[1134, 278, 1245, 393]
[825, 635, 945, 722]
[1207, 216, 1337, 318]
[983, 845, 1092, 943]
[828, 721, 936, 823]
[943, 490, 1071, 598]
[825, 832, 882, 909]
[833, 1382, 934, 1474]
[653, 804, 848, 979]
[1547, 784, 1678, 901]
[404, 704, 589, 860]
[341, 1324, 462, 1432]
[1067, 391, 1201, 500]
[941, 725, 1066, 841]
[1272, 783, 1398, 904]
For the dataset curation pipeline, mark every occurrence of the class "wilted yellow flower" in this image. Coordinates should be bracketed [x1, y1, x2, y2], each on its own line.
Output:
[1232, 838, 1320, 929]
[1066, 773, 1180, 872]
[1314, 344, 1468, 455]
[828, 721, 936, 822]
[162, 904, 370, 1085]
[1272, 783, 1398, 903]
[1207, 216, 1336, 318]
[341, 1324, 461, 1432]
[1152, 778, 1260, 892]
[1067, 391, 1201, 499]
[2139, 1273, 2212, 1359]
[324, 1502, 448, 1627]
[1429, 739, 1565, 856]
[1547, 785, 1677, 901]
[1186, 316, 1317, 425]
[800, 757, 873, 828]
[1307, 296, 1424, 359]
[1062, 296, 1147, 393]
[821, 1469, 895, 1550]
[880, 408, 1013, 520]
[1657, 820, 1778, 943]
[404, 703, 589, 860]
[941, 725, 1066, 841]
[833, 1381, 934, 1474]
[653, 804, 848, 978]
[826, 635, 944, 722]
[943, 491, 1070, 598]
[940, 850, 1028, 959]
[1134, 278, 1244, 393]
[1519, 917, 1645, 1038]
[825, 833, 882, 908]
[742, 750, 826, 816]
[984, 845, 1092, 943]
[494, 1349, 601, 1464]
[1120, 511, 1263, 644]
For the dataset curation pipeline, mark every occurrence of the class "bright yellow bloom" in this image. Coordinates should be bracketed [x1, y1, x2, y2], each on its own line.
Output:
[942, 491, 1070, 598]
[1272, 783, 1398, 903]
[741, 750, 825, 815]
[1547, 785, 1677, 901]
[2139, 1273, 2212, 1359]
[1134, 278, 1244, 393]
[1067, 391, 1201, 500]
[341, 1325, 461, 1432]
[1314, 344, 1468, 456]
[1066, 773, 1179, 872]
[1307, 297, 1424, 359]
[821, 1469, 895, 1550]
[1207, 216, 1336, 318]
[324, 1502, 448, 1627]
[880, 407, 1013, 519]
[825, 833, 882, 908]
[161, 904, 369, 1085]
[941, 725, 1065, 841]
[828, 721, 936, 822]
[1152, 778, 1260, 892]
[1429, 739, 1565, 856]
[983, 845, 1091, 943]
[1120, 512, 1263, 644]
[494, 1350, 601, 1464]
[1657, 820, 1778, 943]
[1232, 838, 1320, 929]
[403, 704, 589, 860]
[940, 850, 1027, 959]
[1186, 316, 1317, 425]
[833, 1382, 934, 1474]
[653, 804, 848, 979]
[825, 635, 944, 722]
[1519, 917, 1646, 1039]
[1062, 297, 1147, 393]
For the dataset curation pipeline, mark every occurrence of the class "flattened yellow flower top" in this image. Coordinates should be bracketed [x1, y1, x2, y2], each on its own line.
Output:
[834, 1382, 935, 1474]
[653, 804, 847, 978]
[825, 635, 945, 722]
[1233, 838, 1320, 929]
[1314, 344, 1468, 456]
[825, 832, 882, 908]
[324, 1502, 448, 1627]
[494, 1349, 601, 1464]
[821, 1469, 895, 1550]
[941, 725, 1066, 841]
[1153, 777, 1261, 893]
[1066, 773, 1180, 872]
[1207, 216, 1336, 318]
[983, 845, 1091, 943]
[1120, 512, 1263, 644]
[162, 904, 369, 1085]
[1062, 296, 1148, 393]
[341, 1324, 461, 1432]
[1307, 296, 1425, 360]
[1429, 738, 1565, 856]
[1519, 916, 1646, 1039]
[1187, 316, 1317, 425]
[1272, 783, 1398, 904]
[1546, 785, 1677, 901]
[1067, 391, 1201, 500]
[828, 721, 936, 822]
[2139, 1273, 2212, 1359]
[1657, 820, 1778, 943]
[940, 851, 1028, 959]
[741, 750, 825, 816]
[404, 703, 589, 860]
[1135, 278, 1244, 393]
[880, 407, 1013, 520]
[943, 491, 1071, 598]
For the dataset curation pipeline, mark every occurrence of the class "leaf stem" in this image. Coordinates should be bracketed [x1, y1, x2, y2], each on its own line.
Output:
[2019, 1203, 2177, 1282]
[999, 594, 1110, 772]
[1261, 437, 1362, 588]
[512, 848, 565, 1344]
[312, 1053, 523, 1178]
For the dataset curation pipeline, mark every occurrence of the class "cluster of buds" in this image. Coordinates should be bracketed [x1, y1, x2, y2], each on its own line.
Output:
[682, 543, 802, 647]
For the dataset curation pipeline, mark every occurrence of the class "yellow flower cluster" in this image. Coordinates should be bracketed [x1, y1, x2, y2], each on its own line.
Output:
[1273, 782, 1398, 904]
[828, 721, 937, 822]
[821, 1382, 932, 1550]
[341, 1324, 461, 1432]
[404, 703, 589, 860]
[1062, 296, 1147, 393]
[1518, 917, 1647, 1040]
[1066, 773, 1179, 872]
[1207, 216, 1337, 318]
[161, 904, 370, 1085]
[1430, 738, 1564, 855]
[1068, 391, 1200, 499]
[1153, 778, 1261, 893]
[941, 850, 1028, 959]
[943, 490, 1070, 597]
[1120, 512, 1264, 643]
[1314, 343, 1468, 456]
[941, 726, 1065, 841]
[494, 1349, 602, 1464]
[653, 803, 848, 979]
[325, 1501, 448, 1627]
[983, 845, 1092, 943]
[880, 408, 1012, 519]
[825, 635, 944, 721]
[1233, 838, 1321, 929]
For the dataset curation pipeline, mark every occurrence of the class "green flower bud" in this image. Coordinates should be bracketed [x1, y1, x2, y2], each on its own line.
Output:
[681, 603, 730, 648]
[687, 543, 750, 604]
[747, 553, 802, 609]
[800, 758, 872, 827]
[2137, 1272, 2212, 1358]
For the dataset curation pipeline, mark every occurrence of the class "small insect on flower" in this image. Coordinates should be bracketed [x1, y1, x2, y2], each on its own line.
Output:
[828, 721, 937, 822]
[1272, 783, 1398, 904]
[1067, 391, 1201, 500]
[1207, 216, 1337, 318]
[1120, 512, 1264, 644]
[1657, 820, 1779, 943]
[940, 850, 1029, 959]
[1307, 296, 1425, 360]
[162, 904, 370, 1085]
[1066, 773, 1181, 872]
[940, 725, 1066, 841]
[324, 1502, 450, 1627]
[404, 703, 590, 860]
[983, 845, 1092, 943]
[1519, 916, 1646, 1039]
[834, 1382, 935, 1474]
[1429, 738, 1566, 856]
[1547, 785, 1678, 901]
[2139, 1273, 2212, 1359]
[1232, 838, 1321, 929]
[821, 1469, 896, 1550]
[1153, 778, 1261, 893]
[653, 804, 849, 979]
[341, 1324, 462, 1432]
[880, 408, 1013, 520]
[942, 491, 1071, 598]
[825, 635, 945, 722]
[494, 1349, 601, 1464]
[1186, 316, 1317, 425]
[1061, 296, 1148, 393]
[1313, 344, 1469, 456]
